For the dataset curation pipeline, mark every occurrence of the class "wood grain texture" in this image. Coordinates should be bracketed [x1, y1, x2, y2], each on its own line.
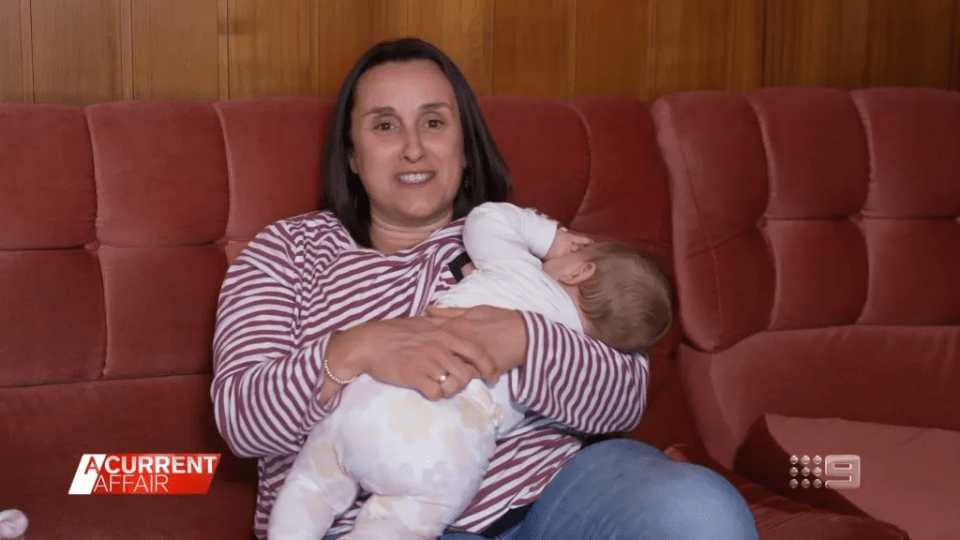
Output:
[953, 0, 960, 90]
[726, 0, 765, 92]
[573, 0, 655, 99]
[1, 0, 23, 101]
[120, 0, 132, 99]
[218, 0, 229, 100]
[18, 0, 33, 101]
[492, 0, 573, 99]
[409, 0, 493, 95]
[4, 0, 960, 105]
[764, 0, 869, 88]
[866, 0, 955, 88]
[318, 0, 408, 97]
[30, 0, 123, 105]
[132, 0, 219, 100]
[654, 0, 742, 96]
[229, 0, 320, 98]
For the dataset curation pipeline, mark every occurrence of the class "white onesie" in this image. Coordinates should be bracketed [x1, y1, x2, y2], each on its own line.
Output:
[268, 202, 584, 540]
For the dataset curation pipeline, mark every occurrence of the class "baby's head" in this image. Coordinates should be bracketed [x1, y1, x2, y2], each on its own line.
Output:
[544, 242, 672, 353]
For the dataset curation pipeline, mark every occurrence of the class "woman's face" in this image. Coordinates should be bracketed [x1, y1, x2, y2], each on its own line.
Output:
[349, 59, 466, 230]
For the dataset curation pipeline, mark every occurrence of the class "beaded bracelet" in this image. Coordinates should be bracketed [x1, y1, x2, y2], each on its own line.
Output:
[323, 358, 357, 385]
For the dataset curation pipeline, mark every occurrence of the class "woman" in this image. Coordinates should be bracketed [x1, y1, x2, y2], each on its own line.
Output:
[212, 38, 757, 540]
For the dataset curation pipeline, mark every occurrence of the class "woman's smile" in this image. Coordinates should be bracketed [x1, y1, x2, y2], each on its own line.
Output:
[396, 170, 436, 184]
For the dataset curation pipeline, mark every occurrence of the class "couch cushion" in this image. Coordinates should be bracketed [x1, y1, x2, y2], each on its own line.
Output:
[665, 443, 910, 540]
[0, 250, 105, 386]
[0, 104, 96, 250]
[653, 87, 960, 352]
[0, 375, 259, 540]
[657, 86, 960, 475]
[677, 326, 960, 468]
[735, 414, 960, 540]
[214, 98, 331, 256]
[86, 101, 229, 248]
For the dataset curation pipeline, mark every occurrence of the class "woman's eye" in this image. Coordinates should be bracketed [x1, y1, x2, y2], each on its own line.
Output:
[374, 122, 394, 131]
[426, 119, 443, 129]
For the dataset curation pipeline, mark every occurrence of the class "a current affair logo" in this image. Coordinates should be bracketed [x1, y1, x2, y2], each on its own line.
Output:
[68, 454, 220, 495]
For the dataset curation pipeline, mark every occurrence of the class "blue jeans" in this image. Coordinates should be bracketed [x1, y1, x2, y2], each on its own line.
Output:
[324, 439, 758, 540]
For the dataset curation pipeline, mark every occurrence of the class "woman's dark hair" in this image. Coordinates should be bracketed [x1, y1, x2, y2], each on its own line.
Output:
[321, 37, 511, 247]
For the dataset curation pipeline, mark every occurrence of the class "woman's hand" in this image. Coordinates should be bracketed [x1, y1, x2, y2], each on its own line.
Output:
[425, 305, 528, 376]
[324, 316, 501, 401]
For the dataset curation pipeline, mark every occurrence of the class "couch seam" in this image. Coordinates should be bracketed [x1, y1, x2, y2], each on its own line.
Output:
[849, 90, 874, 325]
[567, 100, 593, 228]
[84, 105, 109, 381]
[212, 102, 233, 245]
[0, 371, 215, 390]
[661, 99, 725, 351]
[744, 92, 777, 332]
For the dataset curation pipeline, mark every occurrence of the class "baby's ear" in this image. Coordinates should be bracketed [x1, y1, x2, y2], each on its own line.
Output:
[559, 261, 596, 285]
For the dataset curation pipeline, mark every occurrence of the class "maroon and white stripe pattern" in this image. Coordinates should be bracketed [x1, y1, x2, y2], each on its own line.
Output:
[211, 211, 648, 538]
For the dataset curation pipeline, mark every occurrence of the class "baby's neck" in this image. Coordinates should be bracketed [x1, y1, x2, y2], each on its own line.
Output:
[562, 283, 596, 337]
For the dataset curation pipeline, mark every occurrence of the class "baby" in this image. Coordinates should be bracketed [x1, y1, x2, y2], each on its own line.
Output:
[268, 202, 672, 540]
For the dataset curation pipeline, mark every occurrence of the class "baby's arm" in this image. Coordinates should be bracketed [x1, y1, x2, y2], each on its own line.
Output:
[462, 202, 559, 268]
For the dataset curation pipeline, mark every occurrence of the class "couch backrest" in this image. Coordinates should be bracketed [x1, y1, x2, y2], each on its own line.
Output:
[655, 87, 960, 350]
[0, 96, 681, 462]
[652, 88, 960, 452]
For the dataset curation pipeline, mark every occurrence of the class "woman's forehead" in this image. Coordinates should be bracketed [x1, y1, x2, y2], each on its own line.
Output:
[354, 59, 457, 114]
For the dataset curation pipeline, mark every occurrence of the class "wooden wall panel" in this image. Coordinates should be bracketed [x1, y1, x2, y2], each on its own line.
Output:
[30, 0, 123, 105]
[654, 0, 763, 96]
[573, 0, 654, 99]
[409, 0, 493, 95]
[764, 0, 870, 88]
[229, 0, 320, 98]
[0, 0, 23, 101]
[492, 0, 574, 99]
[866, 0, 956, 88]
[317, 0, 408, 97]
[725, 0, 766, 92]
[132, 0, 219, 100]
[953, 0, 960, 90]
[4, 0, 960, 105]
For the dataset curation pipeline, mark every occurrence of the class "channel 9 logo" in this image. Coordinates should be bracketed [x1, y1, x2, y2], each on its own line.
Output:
[789, 454, 860, 490]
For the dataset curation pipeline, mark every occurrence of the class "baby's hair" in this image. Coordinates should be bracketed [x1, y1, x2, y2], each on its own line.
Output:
[578, 243, 673, 354]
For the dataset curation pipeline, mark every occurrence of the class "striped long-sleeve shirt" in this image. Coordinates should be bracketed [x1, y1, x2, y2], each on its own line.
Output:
[211, 210, 648, 538]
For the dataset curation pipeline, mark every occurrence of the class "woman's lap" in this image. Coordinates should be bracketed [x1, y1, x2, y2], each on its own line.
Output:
[325, 439, 757, 540]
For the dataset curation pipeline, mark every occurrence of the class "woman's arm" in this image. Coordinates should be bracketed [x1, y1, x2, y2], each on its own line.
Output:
[511, 312, 648, 434]
[427, 306, 648, 435]
[211, 222, 343, 458]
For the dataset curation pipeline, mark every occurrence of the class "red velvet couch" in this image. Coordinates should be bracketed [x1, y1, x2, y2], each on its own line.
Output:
[2, 88, 957, 540]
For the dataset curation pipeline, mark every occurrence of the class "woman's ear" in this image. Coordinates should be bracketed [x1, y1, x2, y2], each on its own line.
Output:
[558, 261, 596, 286]
[348, 151, 358, 174]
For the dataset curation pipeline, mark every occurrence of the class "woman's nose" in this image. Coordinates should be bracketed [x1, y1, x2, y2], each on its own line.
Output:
[402, 130, 425, 162]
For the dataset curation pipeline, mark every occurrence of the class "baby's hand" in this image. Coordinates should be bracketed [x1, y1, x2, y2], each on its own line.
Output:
[545, 227, 594, 260]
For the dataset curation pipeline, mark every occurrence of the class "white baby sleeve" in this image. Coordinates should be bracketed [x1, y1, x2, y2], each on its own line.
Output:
[462, 202, 559, 269]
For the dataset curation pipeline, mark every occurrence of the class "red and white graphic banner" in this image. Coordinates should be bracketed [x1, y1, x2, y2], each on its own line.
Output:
[68, 454, 220, 495]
